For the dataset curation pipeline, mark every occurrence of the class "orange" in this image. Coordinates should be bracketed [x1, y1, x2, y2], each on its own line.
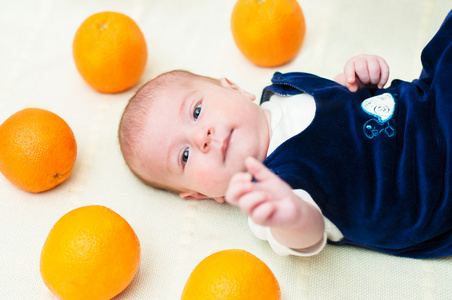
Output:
[73, 11, 148, 93]
[231, 0, 306, 67]
[181, 249, 281, 299]
[0, 108, 77, 193]
[40, 205, 141, 300]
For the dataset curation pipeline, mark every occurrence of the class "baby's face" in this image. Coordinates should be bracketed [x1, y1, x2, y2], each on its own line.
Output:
[136, 76, 270, 201]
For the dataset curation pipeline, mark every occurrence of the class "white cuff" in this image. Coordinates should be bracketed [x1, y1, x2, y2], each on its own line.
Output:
[248, 218, 327, 256]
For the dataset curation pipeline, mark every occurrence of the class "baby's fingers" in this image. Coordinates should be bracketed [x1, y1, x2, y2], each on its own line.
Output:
[238, 190, 266, 214]
[366, 56, 389, 88]
[344, 55, 390, 92]
[251, 201, 276, 225]
[225, 172, 253, 206]
[238, 190, 276, 225]
[352, 58, 371, 85]
[343, 61, 357, 89]
[245, 156, 278, 183]
[376, 56, 389, 89]
[366, 57, 382, 85]
[344, 60, 363, 92]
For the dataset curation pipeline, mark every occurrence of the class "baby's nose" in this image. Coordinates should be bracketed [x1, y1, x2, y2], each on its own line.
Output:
[195, 127, 214, 153]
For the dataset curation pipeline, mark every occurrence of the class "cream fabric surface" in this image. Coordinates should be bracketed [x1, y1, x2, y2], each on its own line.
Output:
[1, 0, 451, 299]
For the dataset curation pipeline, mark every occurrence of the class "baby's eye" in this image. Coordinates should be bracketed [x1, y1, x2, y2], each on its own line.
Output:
[193, 103, 202, 121]
[182, 148, 189, 165]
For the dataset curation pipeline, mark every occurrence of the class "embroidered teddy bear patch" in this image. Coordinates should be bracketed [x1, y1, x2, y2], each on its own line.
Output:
[361, 93, 396, 139]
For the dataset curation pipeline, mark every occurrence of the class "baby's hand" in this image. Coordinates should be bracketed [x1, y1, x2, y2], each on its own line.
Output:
[225, 157, 302, 227]
[335, 54, 390, 92]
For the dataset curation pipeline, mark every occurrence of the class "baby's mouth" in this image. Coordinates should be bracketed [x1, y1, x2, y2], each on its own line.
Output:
[221, 130, 233, 162]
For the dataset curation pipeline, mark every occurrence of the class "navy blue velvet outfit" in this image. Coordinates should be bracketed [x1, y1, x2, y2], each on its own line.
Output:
[261, 11, 452, 258]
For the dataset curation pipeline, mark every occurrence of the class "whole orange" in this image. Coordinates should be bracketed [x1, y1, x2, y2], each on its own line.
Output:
[231, 0, 306, 67]
[73, 11, 147, 93]
[40, 205, 141, 300]
[0, 108, 77, 193]
[181, 249, 281, 299]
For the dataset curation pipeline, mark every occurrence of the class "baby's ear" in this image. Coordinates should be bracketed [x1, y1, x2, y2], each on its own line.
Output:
[212, 196, 225, 203]
[179, 190, 210, 200]
[179, 191, 225, 203]
[220, 78, 256, 101]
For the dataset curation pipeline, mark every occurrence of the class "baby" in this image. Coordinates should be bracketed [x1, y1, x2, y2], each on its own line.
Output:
[119, 11, 452, 258]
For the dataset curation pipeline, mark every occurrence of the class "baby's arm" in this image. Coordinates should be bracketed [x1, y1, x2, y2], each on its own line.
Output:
[334, 54, 390, 92]
[225, 157, 325, 250]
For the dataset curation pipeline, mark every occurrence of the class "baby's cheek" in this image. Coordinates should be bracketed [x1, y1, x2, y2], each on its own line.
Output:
[195, 170, 230, 198]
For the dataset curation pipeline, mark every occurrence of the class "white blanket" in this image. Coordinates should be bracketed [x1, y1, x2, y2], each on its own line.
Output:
[0, 0, 451, 299]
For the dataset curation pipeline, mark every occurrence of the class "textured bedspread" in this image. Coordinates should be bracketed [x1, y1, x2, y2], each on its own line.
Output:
[0, 0, 451, 299]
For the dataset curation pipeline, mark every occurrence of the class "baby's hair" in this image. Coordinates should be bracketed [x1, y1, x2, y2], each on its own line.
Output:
[118, 70, 220, 191]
